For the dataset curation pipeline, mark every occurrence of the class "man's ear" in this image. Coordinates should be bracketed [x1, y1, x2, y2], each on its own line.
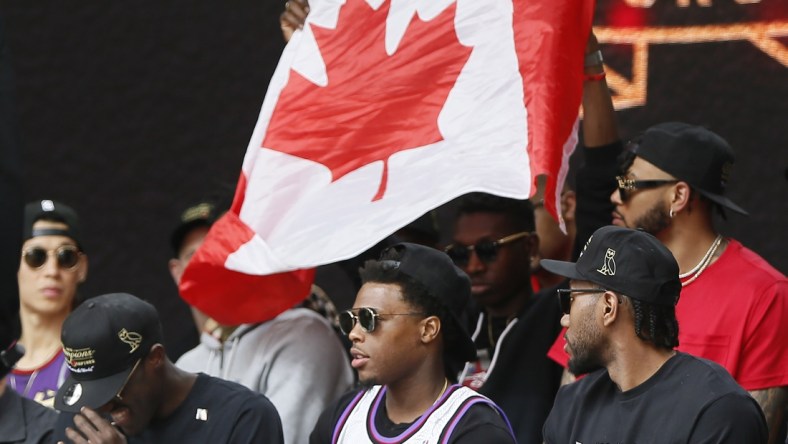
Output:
[168, 258, 183, 285]
[145, 344, 167, 370]
[671, 182, 692, 214]
[78, 254, 89, 283]
[601, 291, 624, 327]
[420, 316, 441, 345]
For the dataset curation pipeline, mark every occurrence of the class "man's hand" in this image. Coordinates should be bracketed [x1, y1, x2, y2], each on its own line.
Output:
[60, 407, 127, 444]
[280, 0, 310, 43]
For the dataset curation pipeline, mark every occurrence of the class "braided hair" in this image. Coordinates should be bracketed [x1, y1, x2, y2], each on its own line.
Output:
[628, 296, 679, 350]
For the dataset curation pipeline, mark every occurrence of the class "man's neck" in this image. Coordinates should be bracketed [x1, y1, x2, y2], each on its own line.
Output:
[485, 288, 530, 319]
[156, 365, 198, 421]
[17, 308, 68, 369]
[384, 366, 447, 424]
[658, 217, 724, 275]
[607, 345, 676, 392]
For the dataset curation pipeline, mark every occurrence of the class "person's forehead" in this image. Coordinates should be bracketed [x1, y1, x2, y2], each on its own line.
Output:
[177, 226, 210, 256]
[355, 282, 410, 309]
[23, 220, 78, 248]
[452, 211, 518, 242]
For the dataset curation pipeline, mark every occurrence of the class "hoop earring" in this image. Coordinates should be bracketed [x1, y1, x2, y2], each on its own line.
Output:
[669, 208, 674, 218]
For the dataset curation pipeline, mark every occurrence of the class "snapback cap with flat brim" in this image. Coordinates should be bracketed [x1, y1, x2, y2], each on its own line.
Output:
[55, 293, 162, 412]
[631, 122, 747, 216]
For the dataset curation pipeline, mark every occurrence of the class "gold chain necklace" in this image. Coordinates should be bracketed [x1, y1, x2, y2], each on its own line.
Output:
[432, 378, 449, 405]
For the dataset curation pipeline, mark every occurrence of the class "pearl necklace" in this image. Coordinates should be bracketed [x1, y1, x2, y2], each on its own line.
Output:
[680, 235, 722, 287]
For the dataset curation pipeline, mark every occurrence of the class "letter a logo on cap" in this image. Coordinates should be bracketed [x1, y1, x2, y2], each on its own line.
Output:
[597, 248, 617, 276]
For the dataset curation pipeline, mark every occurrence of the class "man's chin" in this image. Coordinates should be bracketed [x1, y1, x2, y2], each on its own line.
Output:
[567, 357, 603, 376]
[358, 377, 379, 389]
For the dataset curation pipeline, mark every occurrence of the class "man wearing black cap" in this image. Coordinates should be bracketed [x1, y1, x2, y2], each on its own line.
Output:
[10, 200, 88, 407]
[168, 201, 222, 335]
[310, 243, 515, 443]
[547, 122, 787, 442]
[54, 292, 284, 443]
[541, 226, 767, 443]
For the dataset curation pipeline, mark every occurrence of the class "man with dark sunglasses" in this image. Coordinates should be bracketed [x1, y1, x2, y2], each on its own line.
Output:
[310, 243, 515, 443]
[547, 122, 788, 443]
[541, 226, 767, 443]
[9, 200, 88, 408]
[53, 292, 285, 443]
[438, 29, 625, 444]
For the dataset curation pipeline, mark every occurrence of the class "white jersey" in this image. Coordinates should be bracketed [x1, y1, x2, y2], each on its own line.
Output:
[332, 384, 502, 444]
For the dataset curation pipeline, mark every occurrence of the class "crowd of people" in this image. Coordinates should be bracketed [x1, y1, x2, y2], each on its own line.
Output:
[0, 3, 786, 444]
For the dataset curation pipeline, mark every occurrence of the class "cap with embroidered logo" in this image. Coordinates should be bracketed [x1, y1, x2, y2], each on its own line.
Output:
[23, 199, 83, 250]
[540, 226, 681, 306]
[170, 201, 225, 257]
[54, 293, 163, 412]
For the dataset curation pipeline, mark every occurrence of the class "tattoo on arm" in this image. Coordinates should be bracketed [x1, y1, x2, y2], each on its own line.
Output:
[749, 386, 787, 444]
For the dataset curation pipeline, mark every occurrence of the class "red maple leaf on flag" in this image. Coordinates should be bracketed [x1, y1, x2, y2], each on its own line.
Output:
[263, 0, 472, 201]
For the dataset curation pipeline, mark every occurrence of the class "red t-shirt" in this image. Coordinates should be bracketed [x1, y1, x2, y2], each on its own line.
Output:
[547, 239, 788, 391]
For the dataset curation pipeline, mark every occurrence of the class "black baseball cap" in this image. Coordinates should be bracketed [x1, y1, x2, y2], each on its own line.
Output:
[541, 226, 681, 306]
[378, 243, 477, 363]
[170, 202, 222, 256]
[55, 293, 163, 412]
[23, 200, 83, 249]
[631, 122, 748, 216]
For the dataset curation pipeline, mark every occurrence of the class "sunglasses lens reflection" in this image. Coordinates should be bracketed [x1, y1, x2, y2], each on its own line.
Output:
[23, 249, 48, 268]
[57, 249, 80, 268]
[445, 246, 469, 266]
[338, 311, 355, 335]
[24, 247, 79, 269]
[358, 308, 376, 332]
[474, 241, 498, 263]
[558, 291, 571, 315]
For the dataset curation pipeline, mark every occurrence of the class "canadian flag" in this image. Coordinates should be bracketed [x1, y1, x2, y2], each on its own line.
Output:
[180, 0, 594, 324]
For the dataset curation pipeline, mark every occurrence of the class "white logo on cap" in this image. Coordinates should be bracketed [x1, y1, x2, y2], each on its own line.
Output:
[597, 248, 617, 276]
[41, 200, 55, 211]
[63, 383, 83, 406]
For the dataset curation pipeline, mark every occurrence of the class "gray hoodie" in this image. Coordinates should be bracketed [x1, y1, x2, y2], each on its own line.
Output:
[176, 308, 354, 444]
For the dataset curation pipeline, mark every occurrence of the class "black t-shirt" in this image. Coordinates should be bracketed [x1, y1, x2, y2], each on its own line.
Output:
[310, 388, 515, 444]
[0, 388, 57, 444]
[543, 352, 768, 444]
[54, 373, 283, 444]
[131, 373, 283, 443]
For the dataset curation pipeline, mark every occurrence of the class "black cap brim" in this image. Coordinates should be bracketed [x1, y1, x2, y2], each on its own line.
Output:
[698, 190, 748, 216]
[54, 366, 133, 413]
[540, 259, 584, 281]
[449, 316, 477, 364]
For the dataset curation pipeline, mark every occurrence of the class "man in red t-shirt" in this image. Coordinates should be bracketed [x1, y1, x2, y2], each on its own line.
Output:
[547, 122, 787, 443]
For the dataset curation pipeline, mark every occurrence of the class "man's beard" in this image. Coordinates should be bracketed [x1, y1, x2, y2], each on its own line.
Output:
[632, 200, 671, 235]
[566, 317, 607, 376]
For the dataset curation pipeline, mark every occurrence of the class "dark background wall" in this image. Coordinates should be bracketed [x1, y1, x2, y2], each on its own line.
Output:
[1, 0, 785, 359]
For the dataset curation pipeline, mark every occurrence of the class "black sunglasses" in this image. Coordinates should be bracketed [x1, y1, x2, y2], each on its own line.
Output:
[22, 245, 81, 270]
[338, 307, 425, 336]
[615, 176, 678, 202]
[444, 231, 531, 266]
[557, 288, 607, 315]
